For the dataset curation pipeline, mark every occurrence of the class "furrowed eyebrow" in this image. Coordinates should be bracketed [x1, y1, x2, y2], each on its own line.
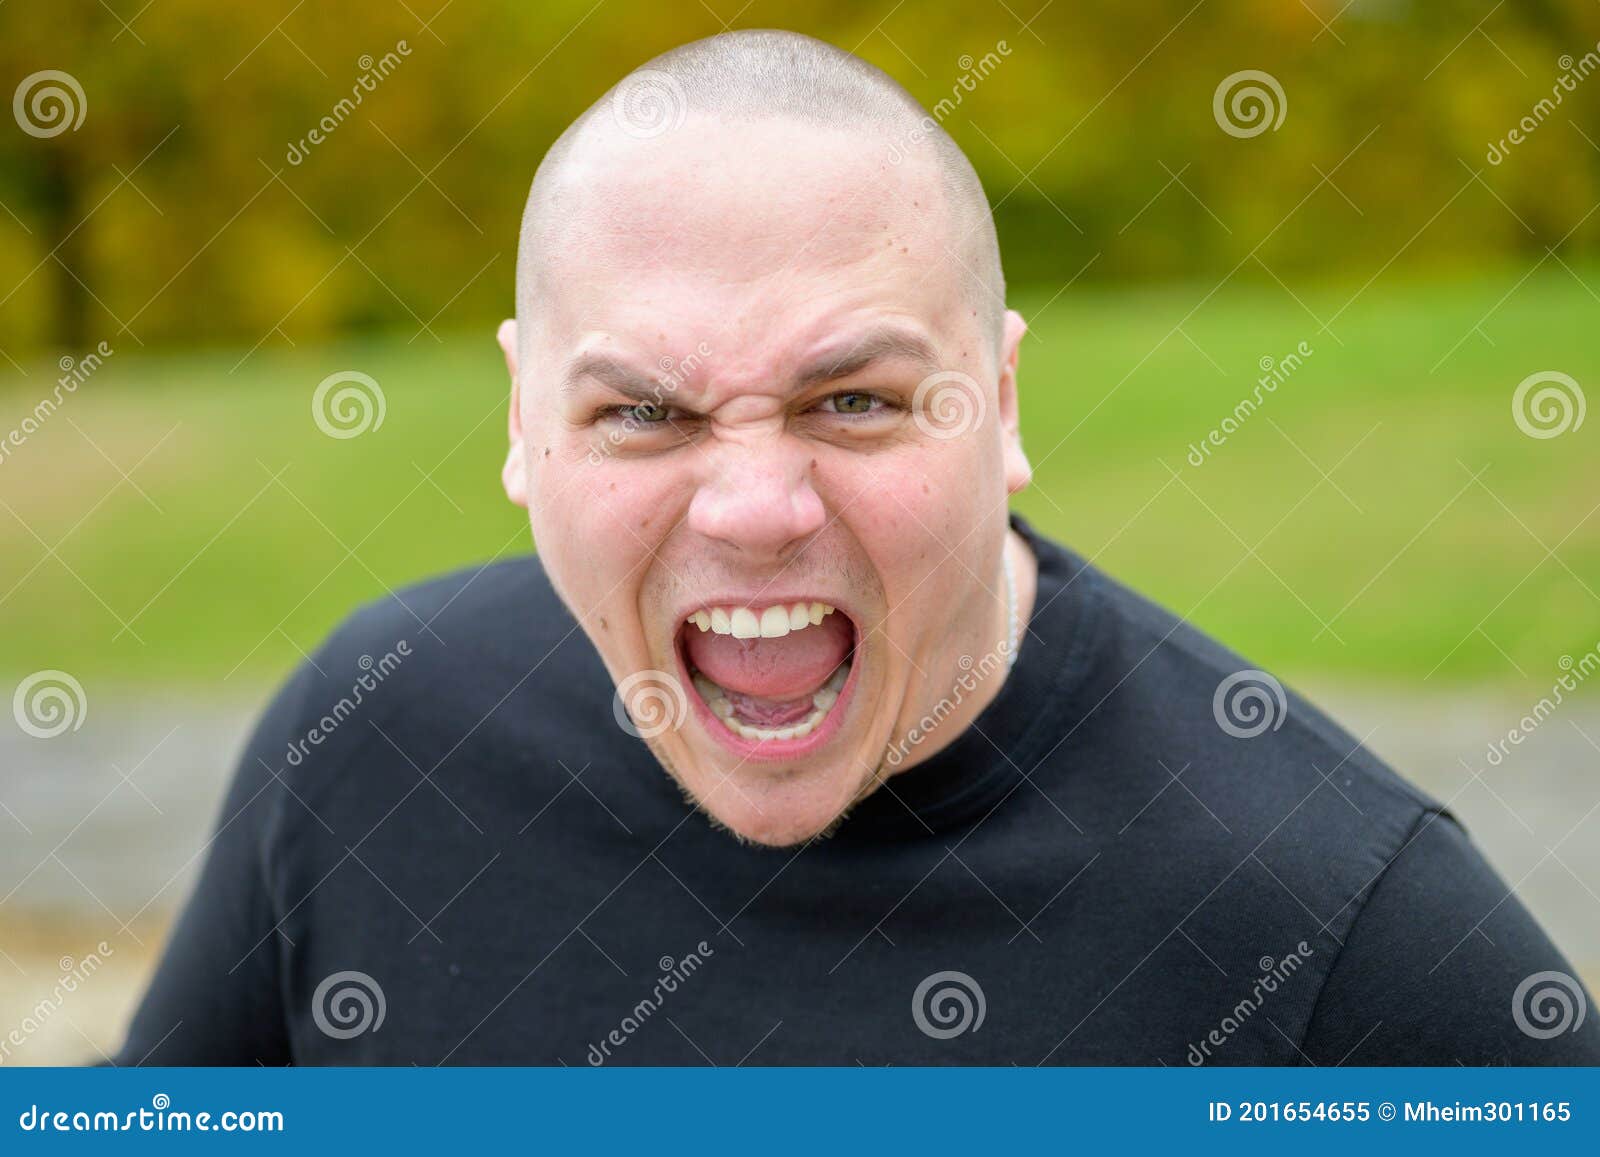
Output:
[795, 327, 941, 388]
[560, 355, 671, 403]
[560, 325, 941, 402]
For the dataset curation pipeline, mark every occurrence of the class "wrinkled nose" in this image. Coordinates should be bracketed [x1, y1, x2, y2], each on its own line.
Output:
[687, 440, 828, 558]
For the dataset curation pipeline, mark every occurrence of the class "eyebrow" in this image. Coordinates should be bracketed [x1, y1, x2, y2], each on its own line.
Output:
[559, 354, 665, 402]
[795, 326, 941, 387]
[560, 325, 941, 402]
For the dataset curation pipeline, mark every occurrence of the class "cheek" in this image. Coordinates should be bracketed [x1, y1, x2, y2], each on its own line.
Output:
[532, 453, 683, 599]
[837, 447, 977, 602]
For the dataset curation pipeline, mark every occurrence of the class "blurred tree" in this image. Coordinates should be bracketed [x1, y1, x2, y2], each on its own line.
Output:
[0, 0, 1594, 358]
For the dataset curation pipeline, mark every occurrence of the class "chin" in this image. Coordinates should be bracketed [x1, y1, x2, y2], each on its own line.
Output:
[673, 753, 876, 847]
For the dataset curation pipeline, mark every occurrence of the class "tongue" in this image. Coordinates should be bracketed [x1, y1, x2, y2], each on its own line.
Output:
[685, 611, 852, 700]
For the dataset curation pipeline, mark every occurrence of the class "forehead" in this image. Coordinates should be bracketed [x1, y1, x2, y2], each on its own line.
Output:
[535, 115, 967, 361]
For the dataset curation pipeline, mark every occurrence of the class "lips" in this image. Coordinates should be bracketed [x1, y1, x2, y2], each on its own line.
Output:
[675, 601, 858, 751]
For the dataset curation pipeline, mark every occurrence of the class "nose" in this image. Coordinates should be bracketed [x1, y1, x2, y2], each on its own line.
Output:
[687, 437, 828, 558]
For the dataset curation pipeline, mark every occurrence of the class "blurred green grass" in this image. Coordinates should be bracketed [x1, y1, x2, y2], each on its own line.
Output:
[1, 262, 1596, 689]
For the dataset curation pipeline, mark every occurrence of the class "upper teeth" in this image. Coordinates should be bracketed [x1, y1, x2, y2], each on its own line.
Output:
[688, 602, 835, 639]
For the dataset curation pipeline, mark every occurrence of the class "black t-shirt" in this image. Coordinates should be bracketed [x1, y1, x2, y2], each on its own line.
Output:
[114, 517, 1600, 1065]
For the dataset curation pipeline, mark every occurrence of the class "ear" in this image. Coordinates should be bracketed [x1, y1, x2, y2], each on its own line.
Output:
[498, 319, 529, 509]
[997, 309, 1031, 495]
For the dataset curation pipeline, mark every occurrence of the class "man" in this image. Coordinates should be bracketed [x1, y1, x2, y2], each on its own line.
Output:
[116, 30, 1597, 1065]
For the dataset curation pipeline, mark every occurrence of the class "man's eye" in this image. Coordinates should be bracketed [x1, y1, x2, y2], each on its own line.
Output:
[617, 401, 672, 423]
[823, 392, 879, 415]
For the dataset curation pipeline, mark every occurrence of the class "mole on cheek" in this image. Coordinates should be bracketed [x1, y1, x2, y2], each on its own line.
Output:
[599, 617, 607, 630]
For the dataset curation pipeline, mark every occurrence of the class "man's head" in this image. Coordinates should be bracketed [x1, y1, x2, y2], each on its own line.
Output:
[500, 30, 1031, 847]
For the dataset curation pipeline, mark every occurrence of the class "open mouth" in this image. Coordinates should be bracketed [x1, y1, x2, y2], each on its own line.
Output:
[675, 600, 858, 757]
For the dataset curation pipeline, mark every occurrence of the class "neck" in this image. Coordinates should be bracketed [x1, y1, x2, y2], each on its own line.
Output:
[878, 523, 1039, 779]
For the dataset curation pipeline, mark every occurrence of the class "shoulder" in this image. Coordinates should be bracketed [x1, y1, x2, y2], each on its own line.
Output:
[320, 552, 566, 669]
[1302, 810, 1600, 1064]
[241, 553, 615, 838]
[1062, 552, 1438, 827]
[1042, 547, 1596, 1061]
[306, 552, 596, 712]
[1045, 559, 1425, 938]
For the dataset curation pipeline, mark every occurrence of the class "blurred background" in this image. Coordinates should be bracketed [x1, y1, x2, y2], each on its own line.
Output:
[2, 0, 1598, 1063]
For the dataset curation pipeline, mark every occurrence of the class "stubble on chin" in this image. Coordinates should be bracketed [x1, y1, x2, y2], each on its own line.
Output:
[647, 740, 897, 849]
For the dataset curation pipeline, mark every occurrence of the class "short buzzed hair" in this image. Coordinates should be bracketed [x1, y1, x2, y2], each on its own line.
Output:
[516, 30, 1006, 356]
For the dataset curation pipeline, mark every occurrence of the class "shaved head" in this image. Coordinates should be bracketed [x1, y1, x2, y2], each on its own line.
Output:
[515, 29, 1005, 359]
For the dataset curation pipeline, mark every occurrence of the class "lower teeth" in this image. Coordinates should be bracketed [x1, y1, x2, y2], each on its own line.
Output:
[691, 661, 850, 742]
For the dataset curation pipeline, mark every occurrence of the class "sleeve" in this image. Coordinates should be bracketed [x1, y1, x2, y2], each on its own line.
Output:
[1301, 809, 1600, 1065]
[109, 660, 319, 1066]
